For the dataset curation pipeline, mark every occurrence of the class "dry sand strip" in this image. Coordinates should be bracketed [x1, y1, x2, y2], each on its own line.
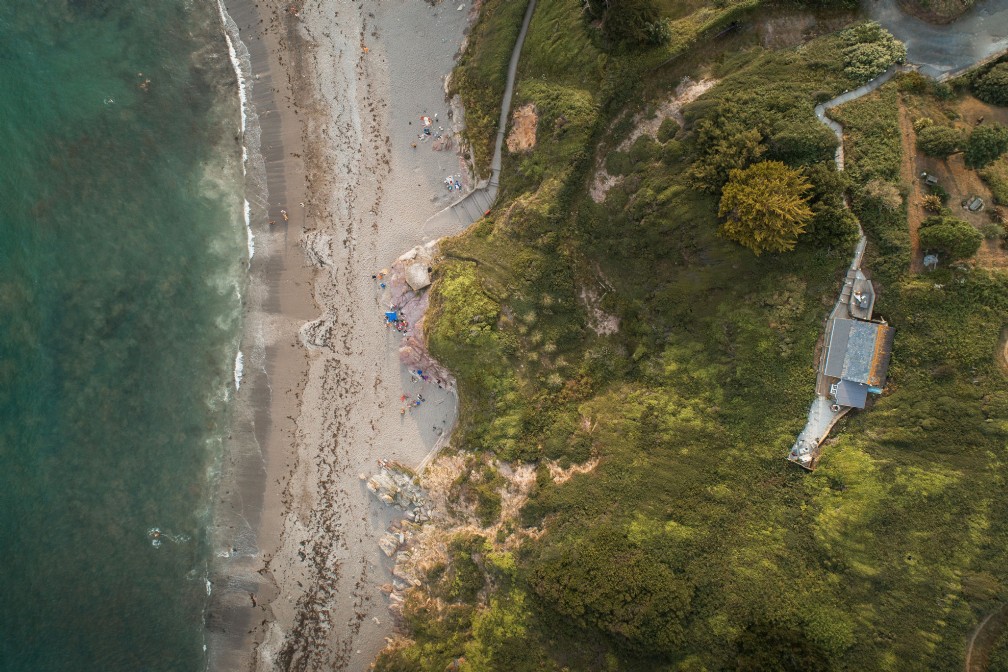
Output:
[209, 1, 476, 671]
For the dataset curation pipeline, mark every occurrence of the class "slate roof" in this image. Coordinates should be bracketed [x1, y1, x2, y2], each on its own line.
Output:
[834, 379, 869, 408]
[825, 318, 895, 388]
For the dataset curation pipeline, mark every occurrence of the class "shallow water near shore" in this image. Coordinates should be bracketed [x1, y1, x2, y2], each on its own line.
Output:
[0, 1, 245, 670]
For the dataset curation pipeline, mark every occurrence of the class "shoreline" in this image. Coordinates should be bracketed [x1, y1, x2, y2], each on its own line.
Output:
[207, 1, 475, 669]
[208, 0, 316, 668]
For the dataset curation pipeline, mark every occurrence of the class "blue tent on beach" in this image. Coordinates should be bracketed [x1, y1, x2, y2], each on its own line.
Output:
[385, 310, 398, 322]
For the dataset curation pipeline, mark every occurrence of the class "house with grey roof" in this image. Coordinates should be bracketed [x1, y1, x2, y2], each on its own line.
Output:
[825, 318, 895, 409]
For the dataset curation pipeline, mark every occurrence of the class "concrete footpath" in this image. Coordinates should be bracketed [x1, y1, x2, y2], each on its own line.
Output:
[423, 0, 538, 240]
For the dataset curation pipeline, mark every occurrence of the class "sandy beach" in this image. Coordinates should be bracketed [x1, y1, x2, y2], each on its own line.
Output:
[208, 0, 474, 670]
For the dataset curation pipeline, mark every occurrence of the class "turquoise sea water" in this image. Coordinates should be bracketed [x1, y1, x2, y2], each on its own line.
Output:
[0, 1, 245, 669]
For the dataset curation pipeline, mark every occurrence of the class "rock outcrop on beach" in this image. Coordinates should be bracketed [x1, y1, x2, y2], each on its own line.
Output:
[366, 460, 433, 525]
[383, 242, 456, 388]
[364, 461, 437, 601]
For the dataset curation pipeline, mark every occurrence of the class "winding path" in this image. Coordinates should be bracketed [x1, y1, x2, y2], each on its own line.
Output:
[423, 0, 538, 240]
[966, 603, 1008, 672]
[789, 66, 905, 468]
[413, 0, 537, 475]
[791, 0, 1008, 465]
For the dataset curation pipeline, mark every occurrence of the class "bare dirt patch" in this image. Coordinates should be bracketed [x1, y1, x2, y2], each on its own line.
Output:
[998, 327, 1008, 375]
[975, 238, 1008, 269]
[958, 96, 1008, 127]
[618, 77, 716, 152]
[579, 284, 619, 335]
[547, 457, 599, 484]
[506, 103, 537, 153]
[589, 77, 716, 204]
[965, 603, 1008, 672]
[898, 100, 925, 272]
[901, 94, 1008, 269]
[757, 11, 856, 49]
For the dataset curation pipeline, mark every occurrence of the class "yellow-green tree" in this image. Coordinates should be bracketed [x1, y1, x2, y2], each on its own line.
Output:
[718, 161, 813, 255]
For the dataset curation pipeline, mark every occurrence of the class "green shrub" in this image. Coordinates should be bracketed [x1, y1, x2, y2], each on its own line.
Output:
[689, 103, 767, 192]
[718, 161, 813, 255]
[829, 87, 901, 183]
[597, 0, 668, 47]
[980, 159, 1008, 205]
[965, 123, 1008, 169]
[980, 221, 1005, 240]
[429, 262, 500, 346]
[852, 186, 910, 281]
[921, 194, 943, 212]
[628, 134, 658, 165]
[660, 139, 684, 165]
[912, 116, 933, 133]
[915, 124, 964, 158]
[445, 534, 488, 602]
[528, 523, 693, 655]
[931, 183, 950, 204]
[918, 215, 983, 260]
[808, 201, 861, 249]
[605, 150, 633, 176]
[461, 590, 551, 671]
[657, 117, 679, 143]
[973, 62, 1008, 105]
[839, 22, 906, 83]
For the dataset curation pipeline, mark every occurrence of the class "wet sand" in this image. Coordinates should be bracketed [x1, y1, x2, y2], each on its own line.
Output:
[208, 0, 473, 670]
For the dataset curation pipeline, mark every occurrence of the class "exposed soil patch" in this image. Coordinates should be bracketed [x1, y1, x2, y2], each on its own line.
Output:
[958, 96, 1008, 127]
[757, 11, 857, 49]
[617, 77, 716, 152]
[589, 77, 716, 204]
[898, 99, 926, 272]
[506, 103, 537, 153]
[579, 284, 619, 335]
[998, 327, 1008, 375]
[965, 603, 1008, 672]
[547, 457, 599, 484]
[901, 93, 1008, 269]
[975, 237, 1008, 269]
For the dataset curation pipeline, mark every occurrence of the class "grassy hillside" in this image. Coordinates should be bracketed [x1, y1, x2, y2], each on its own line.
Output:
[378, 5, 1008, 671]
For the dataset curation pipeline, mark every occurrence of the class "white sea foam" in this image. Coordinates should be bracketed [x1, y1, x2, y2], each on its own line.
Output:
[234, 349, 244, 391]
[244, 197, 254, 260]
[217, 0, 258, 264]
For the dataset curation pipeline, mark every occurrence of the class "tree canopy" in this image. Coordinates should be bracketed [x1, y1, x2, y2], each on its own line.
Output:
[974, 62, 1008, 106]
[718, 161, 813, 254]
[965, 123, 1008, 169]
[839, 22, 906, 83]
[915, 124, 963, 158]
[689, 105, 767, 193]
[918, 215, 982, 261]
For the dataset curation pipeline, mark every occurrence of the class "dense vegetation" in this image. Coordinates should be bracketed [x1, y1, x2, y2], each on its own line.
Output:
[919, 214, 984, 260]
[965, 123, 1008, 169]
[378, 4, 1008, 671]
[973, 62, 1008, 106]
[915, 123, 963, 158]
[718, 160, 813, 254]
